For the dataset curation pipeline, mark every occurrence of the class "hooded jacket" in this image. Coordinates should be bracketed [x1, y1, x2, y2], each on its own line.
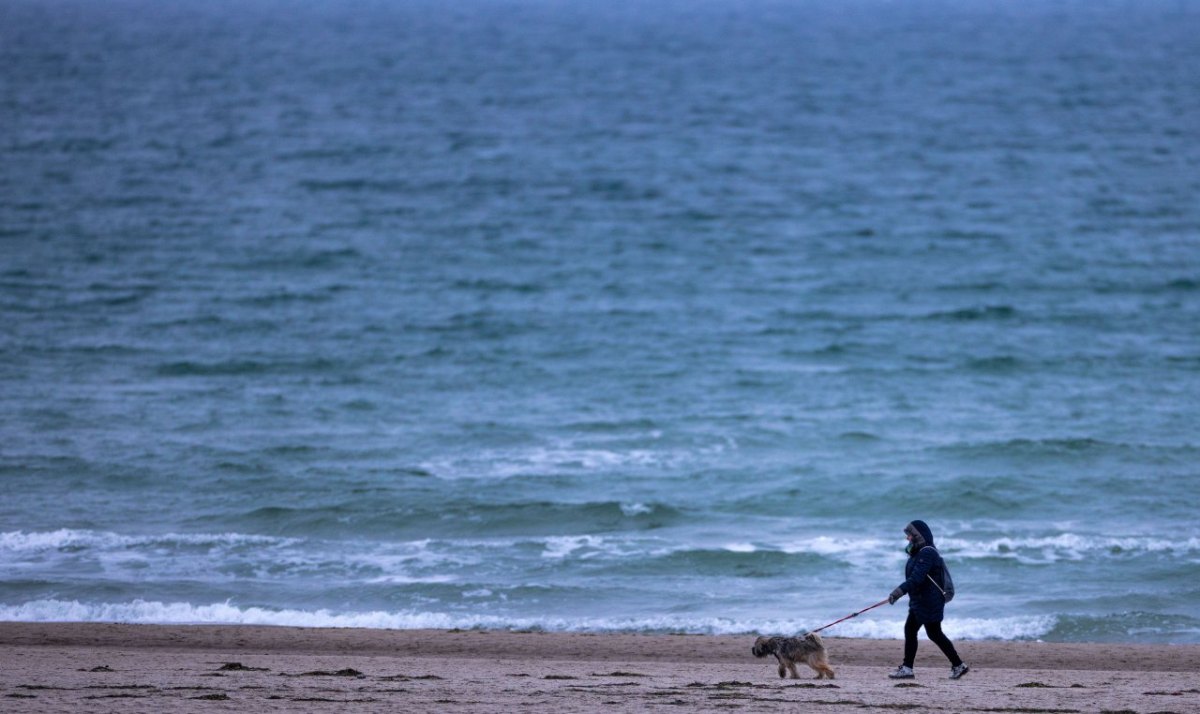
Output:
[896, 520, 948, 623]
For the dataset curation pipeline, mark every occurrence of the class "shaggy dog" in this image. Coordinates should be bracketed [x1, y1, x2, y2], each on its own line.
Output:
[751, 632, 835, 679]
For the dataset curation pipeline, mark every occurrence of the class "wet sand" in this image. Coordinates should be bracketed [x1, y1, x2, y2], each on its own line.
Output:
[2, 622, 1198, 713]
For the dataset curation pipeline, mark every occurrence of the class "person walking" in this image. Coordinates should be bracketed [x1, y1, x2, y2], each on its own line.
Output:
[886, 520, 969, 680]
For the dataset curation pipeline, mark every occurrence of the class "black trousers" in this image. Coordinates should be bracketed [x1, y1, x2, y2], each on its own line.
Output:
[903, 612, 962, 668]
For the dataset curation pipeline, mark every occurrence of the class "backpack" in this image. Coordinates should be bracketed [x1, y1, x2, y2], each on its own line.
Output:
[923, 546, 955, 602]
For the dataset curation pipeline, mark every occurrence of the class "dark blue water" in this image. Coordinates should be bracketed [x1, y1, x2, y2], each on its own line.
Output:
[3, 0, 1199, 642]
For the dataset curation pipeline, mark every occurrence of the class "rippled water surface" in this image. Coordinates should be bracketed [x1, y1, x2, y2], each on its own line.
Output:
[3, 0, 1199, 642]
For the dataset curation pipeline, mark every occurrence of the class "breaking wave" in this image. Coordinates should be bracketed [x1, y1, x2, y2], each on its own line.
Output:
[0, 598, 1057, 640]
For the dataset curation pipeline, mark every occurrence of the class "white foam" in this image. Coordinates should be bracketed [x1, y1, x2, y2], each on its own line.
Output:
[760, 532, 1200, 567]
[722, 543, 758, 553]
[540, 535, 607, 559]
[420, 446, 672, 480]
[619, 502, 653, 516]
[823, 614, 1055, 641]
[942, 534, 1200, 563]
[363, 574, 458, 585]
[0, 599, 482, 629]
[780, 535, 896, 557]
[417, 437, 735, 480]
[0, 529, 296, 553]
[0, 599, 1057, 640]
[0, 530, 483, 586]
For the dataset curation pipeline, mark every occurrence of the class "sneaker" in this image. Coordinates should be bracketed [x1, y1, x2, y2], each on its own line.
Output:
[888, 665, 915, 679]
[949, 663, 970, 680]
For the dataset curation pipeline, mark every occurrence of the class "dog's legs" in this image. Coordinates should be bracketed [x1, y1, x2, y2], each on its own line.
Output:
[809, 660, 836, 680]
[775, 656, 786, 679]
[786, 661, 800, 679]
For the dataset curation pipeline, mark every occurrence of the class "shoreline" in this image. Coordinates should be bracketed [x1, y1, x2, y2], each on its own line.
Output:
[3, 623, 1199, 712]
[3, 621, 1200, 670]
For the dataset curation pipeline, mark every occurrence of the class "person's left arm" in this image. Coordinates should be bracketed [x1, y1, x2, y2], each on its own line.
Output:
[889, 548, 937, 603]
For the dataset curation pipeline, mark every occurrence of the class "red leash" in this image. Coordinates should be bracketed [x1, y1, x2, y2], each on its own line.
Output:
[809, 599, 890, 634]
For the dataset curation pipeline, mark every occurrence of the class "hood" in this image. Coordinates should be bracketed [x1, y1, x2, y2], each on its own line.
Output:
[905, 520, 935, 549]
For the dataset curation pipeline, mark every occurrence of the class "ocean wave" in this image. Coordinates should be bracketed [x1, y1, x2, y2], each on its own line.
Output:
[538, 534, 626, 560]
[962, 355, 1023, 372]
[943, 534, 1200, 564]
[777, 536, 894, 558]
[678, 531, 1200, 569]
[668, 536, 906, 572]
[408, 501, 684, 537]
[0, 599, 1056, 640]
[614, 547, 844, 579]
[652, 532, 1193, 568]
[5, 528, 1193, 571]
[418, 445, 701, 480]
[298, 178, 411, 193]
[934, 436, 1122, 457]
[828, 615, 1055, 642]
[632, 532, 1200, 570]
[923, 305, 1018, 321]
[155, 357, 341, 377]
[1043, 611, 1200, 644]
[225, 248, 364, 271]
[474, 534, 891, 568]
[478, 531, 1198, 569]
[0, 529, 298, 553]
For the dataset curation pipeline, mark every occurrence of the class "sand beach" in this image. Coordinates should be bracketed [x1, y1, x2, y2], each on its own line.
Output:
[2, 623, 1198, 713]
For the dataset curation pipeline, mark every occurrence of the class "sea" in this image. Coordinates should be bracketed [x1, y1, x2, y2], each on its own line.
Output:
[2, 0, 1199, 645]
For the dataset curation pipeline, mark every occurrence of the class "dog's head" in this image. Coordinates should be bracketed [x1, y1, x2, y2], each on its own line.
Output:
[751, 636, 773, 658]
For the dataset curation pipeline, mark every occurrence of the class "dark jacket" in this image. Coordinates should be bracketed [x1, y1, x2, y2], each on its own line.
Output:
[897, 520, 948, 624]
